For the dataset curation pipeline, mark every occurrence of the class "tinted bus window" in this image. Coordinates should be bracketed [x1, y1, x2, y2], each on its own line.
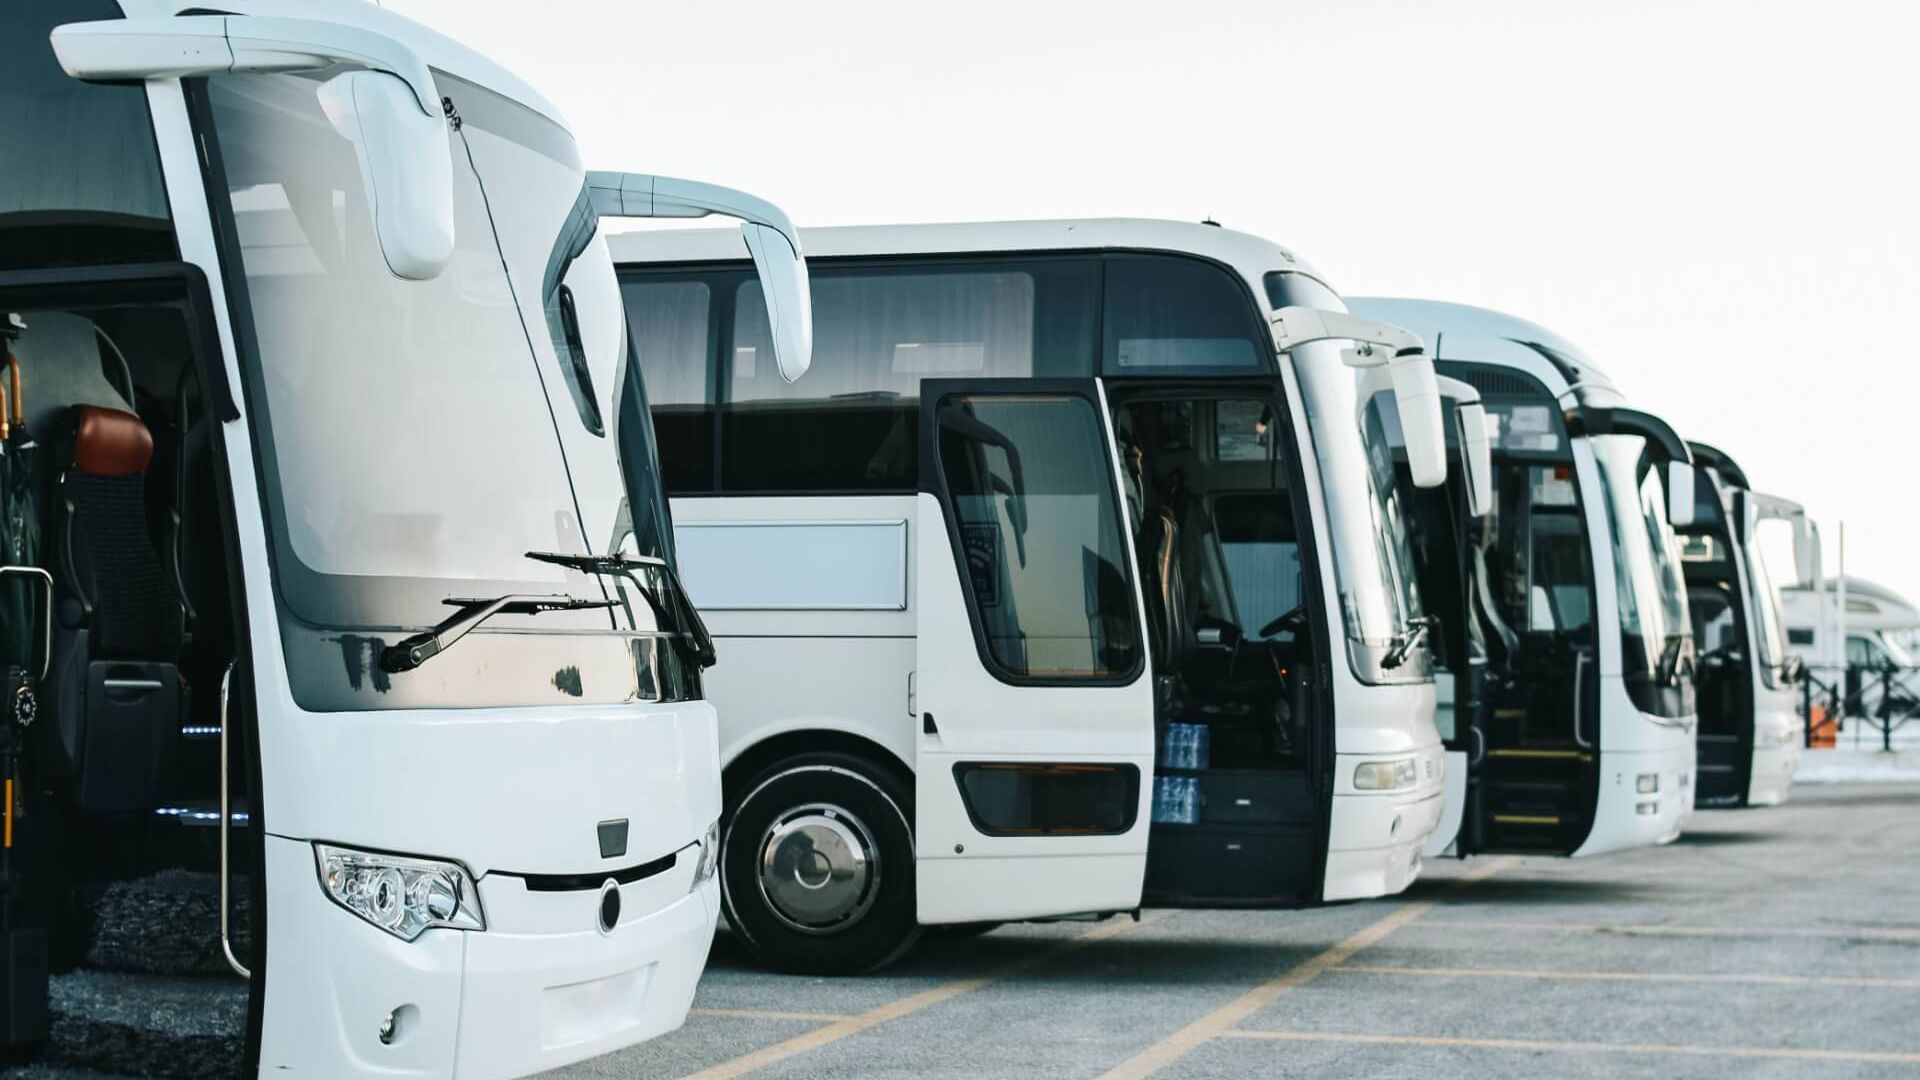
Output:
[623, 278, 715, 492]
[0, 0, 173, 269]
[935, 391, 1139, 681]
[725, 260, 1096, 492]
[1103, 255, 1267, 374]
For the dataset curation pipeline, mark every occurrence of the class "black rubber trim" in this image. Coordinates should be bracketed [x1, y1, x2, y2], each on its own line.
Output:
[508, 848, 680, 892]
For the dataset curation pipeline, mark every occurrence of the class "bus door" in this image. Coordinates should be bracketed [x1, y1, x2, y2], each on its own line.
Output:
[912, 378, 1154, 923]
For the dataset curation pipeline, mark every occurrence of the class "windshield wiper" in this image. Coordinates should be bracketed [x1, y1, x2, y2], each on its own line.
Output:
[1654, 634, 1690, 687]
[1382, 615, 1439, 671]
[380, 594, 617, 674]
[525, 550, 717, 668]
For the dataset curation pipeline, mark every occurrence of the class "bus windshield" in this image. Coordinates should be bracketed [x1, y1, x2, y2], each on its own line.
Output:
[1590, 433, 1694, 716]
[1742, 529, 1788, 687]
[1270, 274, 1429, 684]
[202, 71, 683, 694]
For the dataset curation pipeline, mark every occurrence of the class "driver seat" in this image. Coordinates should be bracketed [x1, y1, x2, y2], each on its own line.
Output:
[41, 406, 184, 812]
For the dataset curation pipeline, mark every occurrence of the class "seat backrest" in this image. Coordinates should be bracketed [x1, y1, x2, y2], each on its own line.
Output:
[59, 405, 182, 659]
[1142, 505, 1186, 668]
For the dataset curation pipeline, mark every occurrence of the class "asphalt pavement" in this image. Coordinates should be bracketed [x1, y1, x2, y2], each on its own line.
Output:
[551, 782, 1920, 1079]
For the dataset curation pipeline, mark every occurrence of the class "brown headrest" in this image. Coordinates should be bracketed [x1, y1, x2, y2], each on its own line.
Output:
[72, 405, 153, 478]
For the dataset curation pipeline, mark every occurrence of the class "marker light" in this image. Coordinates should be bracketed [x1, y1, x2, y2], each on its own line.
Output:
[315, 843, 485, 942]
[690, 819, 720, 892]
[1353, 757, 1418, 791]
[1635, 801, 1660, 816]
[1636, 773, 1660, 794]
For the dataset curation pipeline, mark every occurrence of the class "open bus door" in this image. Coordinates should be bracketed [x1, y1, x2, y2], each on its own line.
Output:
[912, 378, 1154, 924]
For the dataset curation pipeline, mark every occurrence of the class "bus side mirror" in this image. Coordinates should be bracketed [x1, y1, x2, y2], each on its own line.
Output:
[587, 171, 813, 382]
[316, 71, 455, 281]
[739, 223, 813, 384]
[1793, 518, 1821, 584]
[1666, 460, 1697, 528]
[1391, 353, 1447, 489]
[53, 14, 454, 281]
[1455, 401, 1493, 518]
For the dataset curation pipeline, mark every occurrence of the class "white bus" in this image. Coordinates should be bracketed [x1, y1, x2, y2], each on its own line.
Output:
[1348, 299, 1698, 858]
[0, 1, 812, 1074]
[612, 219, 1454, 974]
[1678, 444, 1803, 806]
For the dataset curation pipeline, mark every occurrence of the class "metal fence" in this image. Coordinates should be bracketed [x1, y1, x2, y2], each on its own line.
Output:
[1798, 663, 1920, 751]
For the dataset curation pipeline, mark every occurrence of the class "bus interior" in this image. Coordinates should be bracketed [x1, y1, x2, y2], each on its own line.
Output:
[1109, 388, 1328, 904]
[1676, 474, 1754, 805]
[0, 289, 253, 1075]
[1403, 364, 1602, 855]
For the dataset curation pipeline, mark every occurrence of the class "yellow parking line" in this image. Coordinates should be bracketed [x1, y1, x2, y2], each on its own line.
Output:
[674, 910, 1177, 1080]
[1092, 857, 1519, 1080]
[1415, 918, 1920, 943]
[689, 1007, 857, 1023]
[1222, 1029, 1920, 1065]
[1336, 964, 1920, 990]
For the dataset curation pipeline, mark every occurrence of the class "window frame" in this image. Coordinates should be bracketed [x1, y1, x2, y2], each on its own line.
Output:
[919, 377, 1147, 689]
[619, 249, 1279, 497]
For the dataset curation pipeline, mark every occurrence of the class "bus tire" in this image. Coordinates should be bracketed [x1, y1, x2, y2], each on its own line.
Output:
[721, 752, 921, 975]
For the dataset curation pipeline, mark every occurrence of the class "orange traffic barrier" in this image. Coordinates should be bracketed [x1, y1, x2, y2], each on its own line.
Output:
[1807, 703, 1837, 749]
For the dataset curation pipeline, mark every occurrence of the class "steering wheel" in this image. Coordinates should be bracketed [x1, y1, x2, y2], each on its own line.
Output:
[1259, 603, 1309, 641]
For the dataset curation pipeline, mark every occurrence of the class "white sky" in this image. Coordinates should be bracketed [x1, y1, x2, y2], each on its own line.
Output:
[393, 0, 1920, 602]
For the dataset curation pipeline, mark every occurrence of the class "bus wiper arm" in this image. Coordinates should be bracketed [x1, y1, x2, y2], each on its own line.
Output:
[525, 550, 717, 669]
[1382, 615, 1439, 670]
[381, 594, 616, 674]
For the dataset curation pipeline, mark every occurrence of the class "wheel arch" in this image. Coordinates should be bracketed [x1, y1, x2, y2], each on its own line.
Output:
[721, 726, 914, 813]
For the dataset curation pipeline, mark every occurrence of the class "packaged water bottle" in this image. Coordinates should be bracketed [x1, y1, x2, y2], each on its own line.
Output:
[1151, 776, 1174, 824]
[1191, 724, 1212, 771]
[1169, 724, 1188, 770]
[1179, 777, 1199, 824]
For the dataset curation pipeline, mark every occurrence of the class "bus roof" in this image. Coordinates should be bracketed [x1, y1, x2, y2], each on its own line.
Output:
[609, 218, 1331, 290]
[1348, 297, 1619, 400]
[113, 0, 568, 132]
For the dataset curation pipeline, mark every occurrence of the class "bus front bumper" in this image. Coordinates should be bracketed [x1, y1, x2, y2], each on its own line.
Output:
[1323, 752, 1447, 902]
[453, 868, 720, 1079]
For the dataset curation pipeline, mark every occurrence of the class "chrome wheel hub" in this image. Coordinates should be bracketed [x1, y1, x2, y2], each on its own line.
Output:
[757, 803, 879, 933]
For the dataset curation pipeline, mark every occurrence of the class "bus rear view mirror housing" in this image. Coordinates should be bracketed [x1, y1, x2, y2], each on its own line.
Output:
[52, 14, 456, 281]
[1665, 460, 1697, 530]
[589, 172, 813, 383]
[1272, 306, 1445, 489]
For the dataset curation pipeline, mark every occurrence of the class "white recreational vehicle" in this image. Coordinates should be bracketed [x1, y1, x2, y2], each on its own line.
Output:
[1347, 299, 1698, 858]
[1678, 444, 1803, 806]
[612, 220, 1453, 973]
[0, 1, 815, 1074]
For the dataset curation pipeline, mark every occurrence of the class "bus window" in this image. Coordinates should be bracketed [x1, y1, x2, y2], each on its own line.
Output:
[935, 391, 1138, 681]
[1102, 255, 1267, 374]
[623, 278, 715, 492]
[726, 262, 1095, 492]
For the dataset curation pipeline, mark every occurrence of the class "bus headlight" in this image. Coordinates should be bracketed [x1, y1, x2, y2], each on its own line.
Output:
[690, 819, 720, 891]
[315, 843, 486, 942]
[1353, 757, 1418, 791]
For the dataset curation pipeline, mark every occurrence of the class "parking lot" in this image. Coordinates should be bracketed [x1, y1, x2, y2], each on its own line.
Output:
[553, 783, 1920, 1079]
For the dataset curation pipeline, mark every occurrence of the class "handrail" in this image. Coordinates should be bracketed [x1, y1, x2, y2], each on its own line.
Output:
[1571, 650, 1593, 750]
[219, 663, 250, 980]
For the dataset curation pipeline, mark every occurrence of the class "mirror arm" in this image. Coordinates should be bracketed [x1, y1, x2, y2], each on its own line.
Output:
[1564, 405, 1692, 467]
[586, 172, 803, 258]
[1270, 306, 1424, 366]
[52, 15, 441, 117]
